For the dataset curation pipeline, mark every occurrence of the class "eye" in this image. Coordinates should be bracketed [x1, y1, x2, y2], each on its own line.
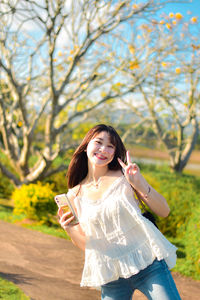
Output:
[108, 144, 114, 148]
[95, 140, 101, 144]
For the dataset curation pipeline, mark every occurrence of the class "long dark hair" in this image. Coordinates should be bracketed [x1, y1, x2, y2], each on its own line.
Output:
[67, 124, 127, 188]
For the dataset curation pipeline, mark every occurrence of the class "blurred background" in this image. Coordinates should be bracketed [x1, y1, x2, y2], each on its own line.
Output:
[0, 0, 200, 297]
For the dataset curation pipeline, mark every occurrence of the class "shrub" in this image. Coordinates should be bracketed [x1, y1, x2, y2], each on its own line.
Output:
[44, 170, 68, 193]
[0, 172, 14, 199]
[141, 164, 200, 237]
[183, 206, 200, 280]
[12, 182, 57, 223]
[141, 163, 200, 280]
[0, 152, 17, 199]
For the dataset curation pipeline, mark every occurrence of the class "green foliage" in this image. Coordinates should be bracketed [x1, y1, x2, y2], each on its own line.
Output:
[12, 182, 57, 224]
[118, 123, 158, 148]
[44, 170, 68, 193]
[0, 171, 14, 199]
[71, 122, 97, 141]
[0, 152, 19, 192]
[140, 163, 200, 280]
[0, 152, 17, 174]
[0, 276, 30, 299]
[195, 135, 200, 150]
[183, 207, 200, 279]
[141, 164, 200, 237]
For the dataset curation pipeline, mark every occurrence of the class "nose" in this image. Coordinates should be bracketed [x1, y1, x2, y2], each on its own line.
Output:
[99, 145, 107, 153]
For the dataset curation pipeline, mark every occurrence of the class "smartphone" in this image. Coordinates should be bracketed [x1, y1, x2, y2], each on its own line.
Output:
[54, 193, 79, 225]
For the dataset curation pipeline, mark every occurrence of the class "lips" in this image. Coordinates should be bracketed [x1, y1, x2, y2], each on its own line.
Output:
[95, 153, 107, 160]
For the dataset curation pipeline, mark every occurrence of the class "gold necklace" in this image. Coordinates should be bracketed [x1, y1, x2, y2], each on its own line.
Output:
[87, 171, 109, 189]
[90, 177, 102, 189]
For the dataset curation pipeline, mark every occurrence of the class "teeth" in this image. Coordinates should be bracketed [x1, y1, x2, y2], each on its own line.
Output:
[96, 154, 106, 159]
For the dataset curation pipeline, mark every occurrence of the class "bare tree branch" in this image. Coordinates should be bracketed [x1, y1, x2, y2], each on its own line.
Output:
[0, 0, 190, 185]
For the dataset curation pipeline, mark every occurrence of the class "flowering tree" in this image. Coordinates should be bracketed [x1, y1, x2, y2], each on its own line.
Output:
[116, 11, 200, 172]
[1, 0, 181, 186]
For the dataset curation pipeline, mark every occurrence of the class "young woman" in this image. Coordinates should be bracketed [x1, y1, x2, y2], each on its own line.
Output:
[58, 124, 181, 300]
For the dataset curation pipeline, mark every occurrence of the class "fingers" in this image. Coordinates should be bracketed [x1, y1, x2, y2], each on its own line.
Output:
[58, 207, 63, 217]
[59, 209, 75, 228]
[62, 215, 75, 229]
[126, 151, 132, 164]
[118, 157, 126, 169]
[127, 163, 139, 175]
[60, 210, 72, 222]
[118, 151, 139, 174]
[118, 150, 132, 168]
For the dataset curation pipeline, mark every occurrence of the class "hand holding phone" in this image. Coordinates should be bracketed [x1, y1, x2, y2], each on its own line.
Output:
[55, 193, 79, 225]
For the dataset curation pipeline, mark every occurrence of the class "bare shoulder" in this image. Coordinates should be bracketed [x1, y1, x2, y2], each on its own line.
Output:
[104, 170, 123, 186]
[109, 169, 123, 179]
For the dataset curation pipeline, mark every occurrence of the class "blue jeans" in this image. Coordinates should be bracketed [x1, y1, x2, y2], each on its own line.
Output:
[101, 259, 181, 300]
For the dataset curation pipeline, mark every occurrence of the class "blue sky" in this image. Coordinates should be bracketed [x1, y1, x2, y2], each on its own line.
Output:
[162, 0, 200, 18]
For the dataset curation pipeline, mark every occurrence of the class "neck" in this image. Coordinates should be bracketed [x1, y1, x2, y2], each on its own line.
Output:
[87, 165, 109, 183]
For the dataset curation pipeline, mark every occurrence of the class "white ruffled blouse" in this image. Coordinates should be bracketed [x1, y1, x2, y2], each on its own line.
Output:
[72, 175, 177, 289]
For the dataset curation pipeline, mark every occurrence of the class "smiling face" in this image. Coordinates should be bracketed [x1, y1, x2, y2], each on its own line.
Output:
[86, 131, 115, 169]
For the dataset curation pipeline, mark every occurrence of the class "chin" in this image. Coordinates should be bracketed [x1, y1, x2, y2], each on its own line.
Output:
[94, 160, 111, 167]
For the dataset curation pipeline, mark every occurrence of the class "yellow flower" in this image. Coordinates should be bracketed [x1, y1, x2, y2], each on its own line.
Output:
[57, 65, 64, 72]
[58, 51, 62, 56]
[101, 91, 107, 98]
[53, 58, 57, 62]
[175, 13, 183, 20]
[161, 62, 167, 67]
[191, 44, 200, 50]
[160, 20, 165, 25]
[81, 83, 89, 90]
[166, 23, 172, 30]
[172, 20, 177, 25]
[141, 24, 149, 30]
[129, 61, 139, 70]
[133, 4, 138, 9]
[26, 76, 31, 81]
[191, 16, 198, 24]
[67, 56, 73, 62]
[175, 67, 181, 74]
[17, 121, 23, 127]
[169, 12, 174, 18]
[128, 45, 135, 54]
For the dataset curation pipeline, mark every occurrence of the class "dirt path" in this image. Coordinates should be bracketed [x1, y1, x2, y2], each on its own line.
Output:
[0, 220, 200, 300]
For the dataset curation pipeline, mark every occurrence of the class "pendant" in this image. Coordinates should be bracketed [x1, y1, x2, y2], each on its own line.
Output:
[92, 182, 99, 189]
[91, 178, 101, 189]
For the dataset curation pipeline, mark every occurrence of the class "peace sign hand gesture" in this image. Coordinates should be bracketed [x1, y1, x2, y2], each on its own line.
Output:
[118, 151, 171, 218]
[118, 151, 142, 189]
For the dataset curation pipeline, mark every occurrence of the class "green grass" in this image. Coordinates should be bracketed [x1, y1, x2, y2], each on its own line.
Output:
[0, 276, 30, 300]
